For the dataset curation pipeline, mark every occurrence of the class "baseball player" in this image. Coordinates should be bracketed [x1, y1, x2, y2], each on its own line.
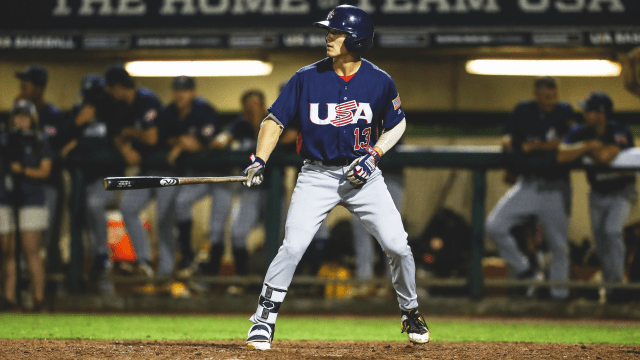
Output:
[485, 77, 576, 301]
[61, 75, 126, 293]
[14, 65, 66, 261]
[557, 93, 636, 303]
[242, 5, 429, 350]
[118, 76, 209, 279]
[162, 77, 221, 269]
[0, 100, 52, 311]
[103, 65, 163, 277]
[187, 90, 268, 278]
[622, 47, 640, 99]
[156, 76, 219, 273]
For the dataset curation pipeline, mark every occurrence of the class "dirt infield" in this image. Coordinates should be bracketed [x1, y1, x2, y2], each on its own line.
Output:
[1, 339, 639, 359]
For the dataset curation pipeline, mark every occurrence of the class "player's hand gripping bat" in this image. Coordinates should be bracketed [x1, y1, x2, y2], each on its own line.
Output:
[103, 176, 249, 190]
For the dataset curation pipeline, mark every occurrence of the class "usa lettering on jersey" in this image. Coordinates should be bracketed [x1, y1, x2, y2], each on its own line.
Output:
[309, 101, 372, 126]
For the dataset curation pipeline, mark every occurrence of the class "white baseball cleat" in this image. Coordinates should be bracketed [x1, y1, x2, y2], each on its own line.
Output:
[401, 309, 430, 344]
[247, 341, 271, 350]
[246, 322, 274, 350]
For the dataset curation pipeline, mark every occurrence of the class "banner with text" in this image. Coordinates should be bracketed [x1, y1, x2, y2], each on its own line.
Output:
[1, 0, 638, 30]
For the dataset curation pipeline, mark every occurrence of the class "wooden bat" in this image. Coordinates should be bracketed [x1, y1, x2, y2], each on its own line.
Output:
[103, 176, 249, 190]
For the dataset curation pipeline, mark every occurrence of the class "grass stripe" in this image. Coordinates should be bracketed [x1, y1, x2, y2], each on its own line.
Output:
[1, 314, 638, 345]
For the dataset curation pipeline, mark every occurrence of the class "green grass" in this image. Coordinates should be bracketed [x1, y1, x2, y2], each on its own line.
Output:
[1, 314, 638, 345]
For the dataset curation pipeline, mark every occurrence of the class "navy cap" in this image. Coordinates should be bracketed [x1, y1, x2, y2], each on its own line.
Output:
[16, 64, 48, 87]
[81, 74, 106, 97]
[11, 99, 38, 119]
[172, 75, 196, 90]
[105, 64, 134, 87]
[580, 92, 613, 115]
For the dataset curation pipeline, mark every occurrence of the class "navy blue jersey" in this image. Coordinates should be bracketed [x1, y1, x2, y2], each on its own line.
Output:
[0, 132, 52, 206]
[38, 103, 66, 152]
[270, 58, 405, 162]
[66, 101, 126, 182]
[563, 120, 636, 193]
[504, 100, 576, 180]
[158, 97, 218, 148]
[120, 88, 162, 156]
[225, 116, 257, 151]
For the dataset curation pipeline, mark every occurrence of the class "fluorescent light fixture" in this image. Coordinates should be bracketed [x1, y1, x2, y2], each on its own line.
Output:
[465, 59, 621, 77]
[124, 60, 273, 77]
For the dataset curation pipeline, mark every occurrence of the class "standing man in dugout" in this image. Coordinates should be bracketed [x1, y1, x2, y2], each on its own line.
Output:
[485, 76, 576, 301]
[104, 65, 163, 277]
[240, 5, 430, 350]
[166, 78, 220, 272]
[118, 76, 202, 280]
[154, 76, 219, 276]
[60, 75, 126, 293]
[557, 93, 636, 304]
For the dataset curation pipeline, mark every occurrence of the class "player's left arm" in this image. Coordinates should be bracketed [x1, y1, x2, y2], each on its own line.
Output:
[373, 118, 406, 156]
[590, 127, 633, 164]
[522, 138, 562, 153]
[133, 126, 158, 146]
[590, 145, 621, 164]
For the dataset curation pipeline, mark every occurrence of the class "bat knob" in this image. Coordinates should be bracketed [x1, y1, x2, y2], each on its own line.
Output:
[103, 179, 108, 190]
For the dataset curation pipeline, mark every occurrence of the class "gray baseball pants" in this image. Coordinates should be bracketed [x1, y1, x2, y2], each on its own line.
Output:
[85, 178, 120, 258]
[485, 175, 571, 299]
[262, 163, 418, 310]
[119, 180, 179, 276]
[589, 185, 635, 284]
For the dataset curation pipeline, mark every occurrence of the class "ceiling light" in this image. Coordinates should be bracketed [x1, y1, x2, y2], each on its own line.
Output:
[124, 60, 273, 77]
[465, 59, 621, 77]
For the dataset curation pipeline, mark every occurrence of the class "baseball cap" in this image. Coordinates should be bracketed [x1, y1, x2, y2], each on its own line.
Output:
[15, 64, 48, 87]
[11, 99, 38, 119]
[105, 64, 134, 88]
[81, 74, 106, 98]
[172, 75, 196, 90]
[579, 92, 613, 114]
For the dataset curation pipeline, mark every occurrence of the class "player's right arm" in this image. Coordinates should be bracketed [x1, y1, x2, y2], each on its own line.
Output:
[255, 118, 283, 162]
[240, 118, 283, 187]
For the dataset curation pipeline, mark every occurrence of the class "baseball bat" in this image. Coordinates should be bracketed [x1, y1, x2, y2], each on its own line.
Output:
[103, 176, 249, 190]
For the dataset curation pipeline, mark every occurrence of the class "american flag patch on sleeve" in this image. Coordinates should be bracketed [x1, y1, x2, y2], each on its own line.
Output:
[392, 94, 401, 110]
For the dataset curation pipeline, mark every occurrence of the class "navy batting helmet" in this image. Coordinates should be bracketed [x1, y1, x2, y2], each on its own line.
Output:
[314, 5, 374, 53]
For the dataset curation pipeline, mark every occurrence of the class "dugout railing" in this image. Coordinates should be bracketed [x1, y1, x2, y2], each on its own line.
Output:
[62, 145, 640, 298]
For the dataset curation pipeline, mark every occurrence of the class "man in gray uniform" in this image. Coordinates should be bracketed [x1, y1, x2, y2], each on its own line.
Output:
[485, 77, 576, 300]
[166, 79, 220, 271]
[119, 76, 203, 279]
[557, 93, 636, 303]
[60, 75, 126, 293]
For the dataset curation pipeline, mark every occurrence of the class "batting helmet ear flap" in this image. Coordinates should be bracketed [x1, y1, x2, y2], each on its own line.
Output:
[313, 5, 375, 53]
[349, 31, 375, 53]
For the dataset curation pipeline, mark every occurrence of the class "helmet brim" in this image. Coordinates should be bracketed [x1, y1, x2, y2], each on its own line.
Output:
[313, 21, 330, 29]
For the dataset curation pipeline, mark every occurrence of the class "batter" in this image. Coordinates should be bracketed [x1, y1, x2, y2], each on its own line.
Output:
[240, 5, 430, 350]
